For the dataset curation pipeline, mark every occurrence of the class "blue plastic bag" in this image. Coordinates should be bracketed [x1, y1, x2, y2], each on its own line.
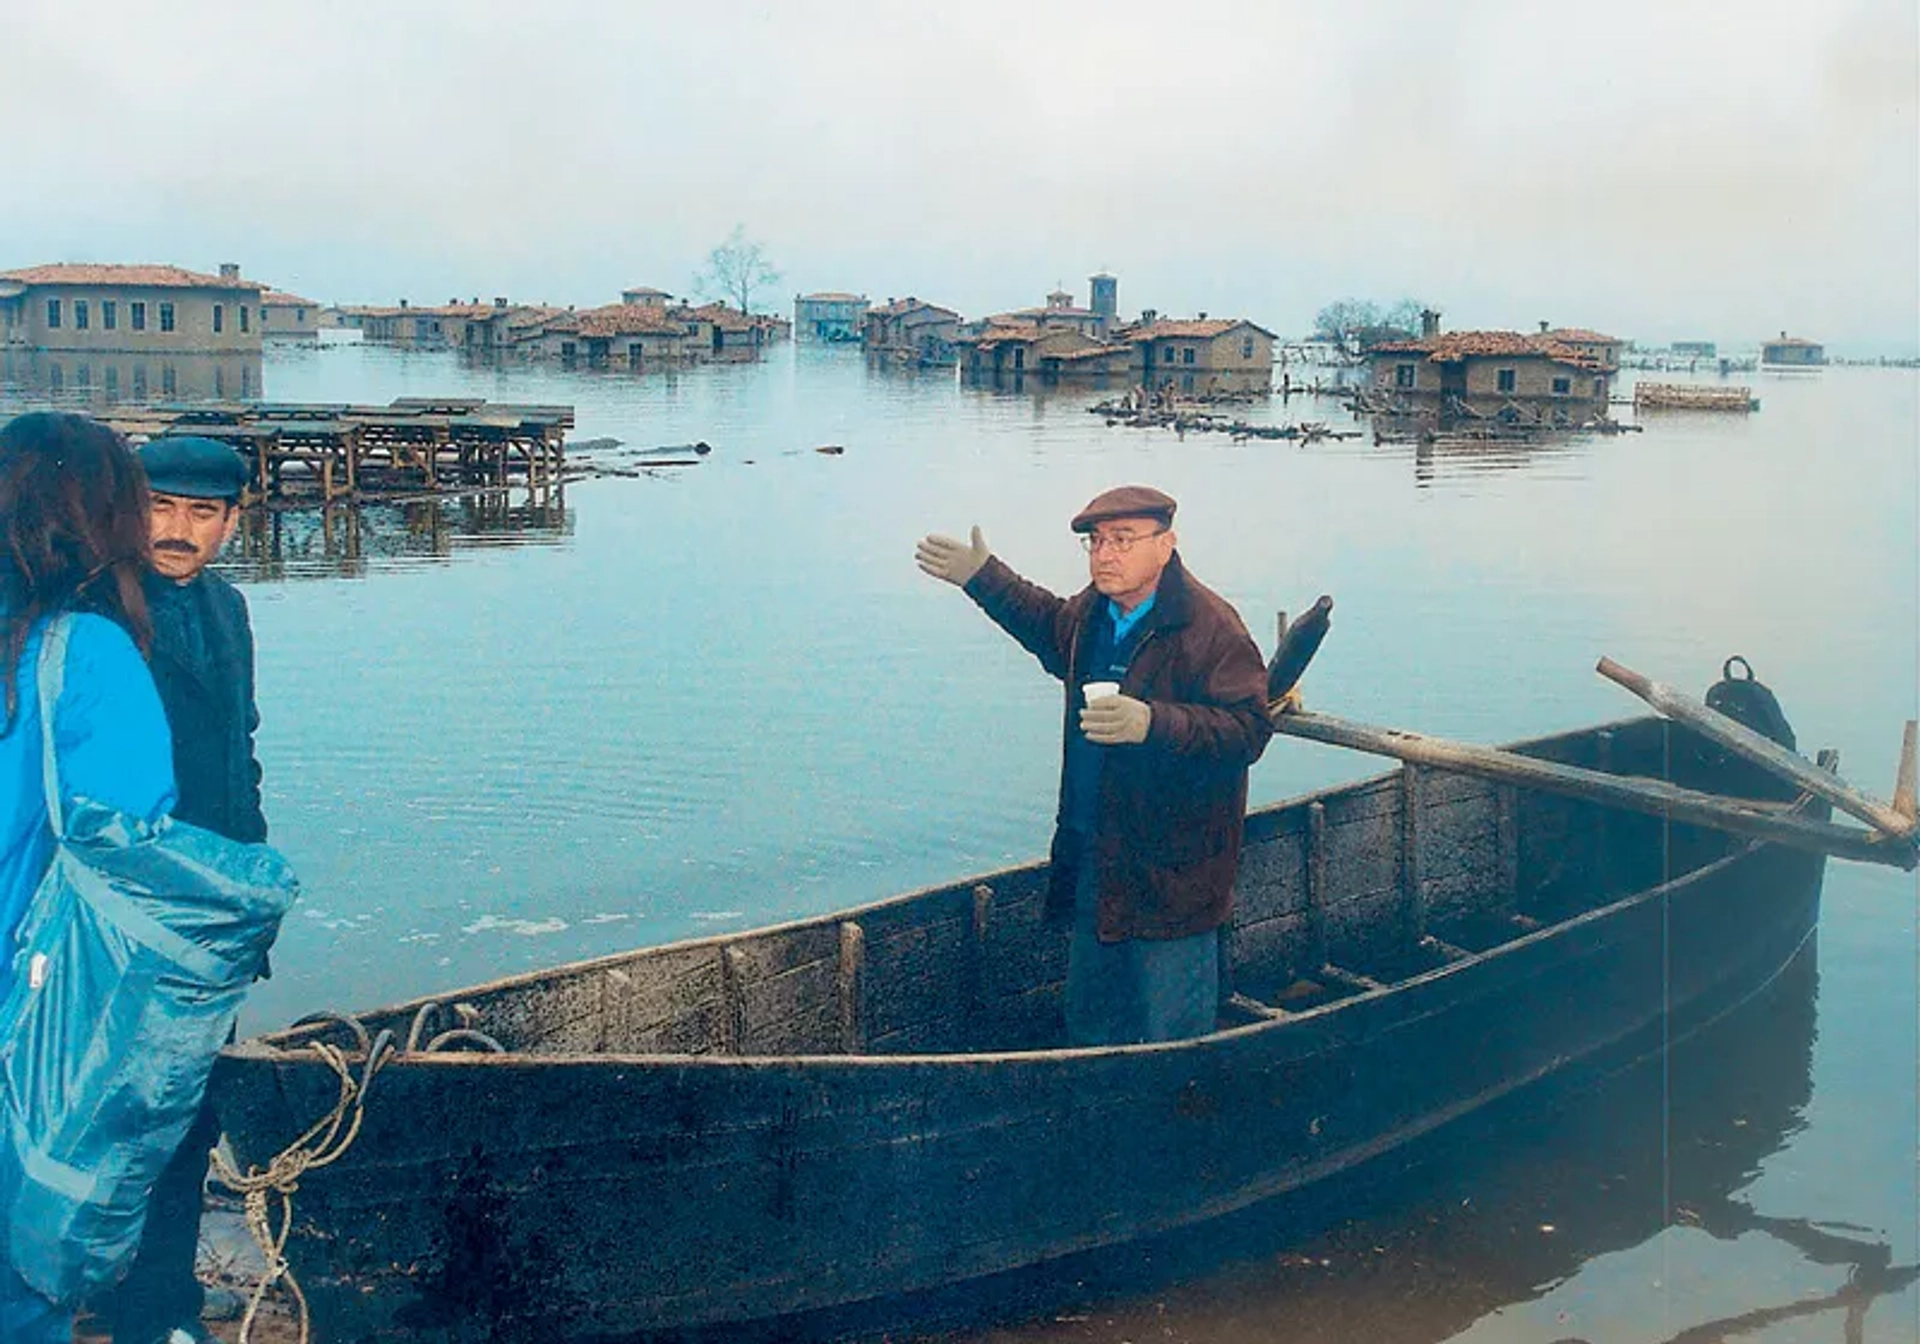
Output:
[0, 615, 299, 1303]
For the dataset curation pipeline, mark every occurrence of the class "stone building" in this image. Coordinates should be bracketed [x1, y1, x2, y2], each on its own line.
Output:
[0, 262, 264, 354]
[1367, 329, 1611, 404]
[1126, 318, 1276, 388]
[863, 297, 961, 366]
[260, 290, 324, 340]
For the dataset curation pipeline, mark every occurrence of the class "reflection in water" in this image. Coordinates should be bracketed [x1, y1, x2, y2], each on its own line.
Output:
[679, 939, 1906, 1343]
[0, 347, 263, 406]
[226, 489, 573, 582]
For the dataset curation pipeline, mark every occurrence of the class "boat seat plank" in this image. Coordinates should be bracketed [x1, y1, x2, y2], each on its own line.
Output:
[1318, 962, 1387, 994]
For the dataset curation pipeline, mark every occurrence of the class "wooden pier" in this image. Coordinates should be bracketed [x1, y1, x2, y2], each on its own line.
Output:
[102, 397, 574, 505]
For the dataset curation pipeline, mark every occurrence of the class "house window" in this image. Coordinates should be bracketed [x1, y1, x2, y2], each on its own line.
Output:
[1013, 347, 1025, 370]
[74, 300, 89, 330]
[1496, 368, 1516, 393]
[46, 299, 61, 329]
[159, 303, 175, 332]
[1242, 337, 1254, 358]
[102, 301, 116, 330]
[296, 308, 306, 324]
[1182, 347, 1195, 365]
[239, 305, 249, 333]
[1551, 376, 1570, 395]
[1163, 344, 1177, 363]
[260, 308, 268, 327]
[131, 302, 147, 331]
[213, 304, 224, 333]
[1394, 363, 1416, 388]
[132, 366, 148, 397]
[1593, 378, 1606, 398]
[105, 366, 118, 397]
[161, 364, 176, 395]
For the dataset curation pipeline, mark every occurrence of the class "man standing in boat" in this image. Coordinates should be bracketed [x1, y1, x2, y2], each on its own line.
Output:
[916, 486, 1273, 1046]
[108, 436, 267, 1344]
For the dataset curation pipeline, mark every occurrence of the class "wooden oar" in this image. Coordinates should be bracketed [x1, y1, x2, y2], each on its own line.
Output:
[1893, 720, 1917, 825]
[1268, 710, 1917, 870]
[1596, 657, 1918, 842]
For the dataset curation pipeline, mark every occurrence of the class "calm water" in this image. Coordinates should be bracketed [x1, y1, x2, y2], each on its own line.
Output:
[5, 344, 1916, 1341]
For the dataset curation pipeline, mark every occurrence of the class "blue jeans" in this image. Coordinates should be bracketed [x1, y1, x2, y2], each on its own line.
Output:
[0, 1269, 73, 1344]
[1064, 864, 1219, 1046]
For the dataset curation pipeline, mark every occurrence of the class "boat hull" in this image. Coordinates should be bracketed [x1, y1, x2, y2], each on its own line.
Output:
[210, 721, 1828, 1338]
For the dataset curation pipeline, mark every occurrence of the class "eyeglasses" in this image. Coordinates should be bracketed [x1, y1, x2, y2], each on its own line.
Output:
[1079, 527, 1168, 555]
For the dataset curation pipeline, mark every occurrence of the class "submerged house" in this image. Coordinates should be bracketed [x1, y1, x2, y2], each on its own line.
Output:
[957, 310, 1276, 388]
[536, 303, 692, 368]
[0, 262, 265, 354]
[1760, 333, 1825, 367]
[1126, 317, 1276, 388]
[794, 292, 869, 341]
[1366, 327, 1611, 407]
[259, 290, 324, 340]
[863, 297, 961, 366]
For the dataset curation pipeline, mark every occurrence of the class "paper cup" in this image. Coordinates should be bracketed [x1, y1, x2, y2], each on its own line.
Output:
[1083, 680, 1121, 705]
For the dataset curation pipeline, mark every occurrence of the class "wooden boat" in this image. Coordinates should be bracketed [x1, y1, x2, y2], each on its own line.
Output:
[209, 714, 1832, 1340]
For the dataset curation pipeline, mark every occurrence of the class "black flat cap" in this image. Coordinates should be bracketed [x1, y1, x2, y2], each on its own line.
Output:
[139, 436, 250, 500]
[1070, 484, 1177, 533]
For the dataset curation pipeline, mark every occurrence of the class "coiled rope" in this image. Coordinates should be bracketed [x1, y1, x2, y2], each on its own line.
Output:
[208, 1003, 504, 1344]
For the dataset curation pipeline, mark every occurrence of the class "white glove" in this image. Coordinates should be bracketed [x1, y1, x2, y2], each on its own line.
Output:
[915, 526, 991, 587]
[1081, 693, 1152, 745]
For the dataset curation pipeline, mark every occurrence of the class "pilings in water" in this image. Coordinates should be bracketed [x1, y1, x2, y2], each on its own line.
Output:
[103, 397, 574, 506]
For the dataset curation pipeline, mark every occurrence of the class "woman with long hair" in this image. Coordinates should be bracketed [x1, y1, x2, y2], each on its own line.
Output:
[0, 411, 176, 1342]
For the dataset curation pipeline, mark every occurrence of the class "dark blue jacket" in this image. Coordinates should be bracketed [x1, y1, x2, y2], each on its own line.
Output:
[142, 570, 266, 844]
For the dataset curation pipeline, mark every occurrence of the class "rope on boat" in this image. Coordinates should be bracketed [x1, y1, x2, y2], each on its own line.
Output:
[207, 1002, 504, 1344]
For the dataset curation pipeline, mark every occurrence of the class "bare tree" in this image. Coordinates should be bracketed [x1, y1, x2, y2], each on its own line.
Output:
[694, 226, 781, 314]
[1316, 296, 1430, 351]
[1312, 298, 1381, 349]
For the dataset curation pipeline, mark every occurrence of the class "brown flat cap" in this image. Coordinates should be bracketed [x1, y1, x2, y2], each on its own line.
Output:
[1071, 484, 1177, 533]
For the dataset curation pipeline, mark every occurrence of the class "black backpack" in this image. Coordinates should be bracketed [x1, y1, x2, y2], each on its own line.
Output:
[1683, 656, 1799, 803]
[1705, 655, 1796, 751]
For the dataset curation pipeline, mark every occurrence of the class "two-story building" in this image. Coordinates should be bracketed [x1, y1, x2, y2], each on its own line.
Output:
[1126, 317, 1277, 388]
[0, 262, 265, 354]
[794, 292, 869, 341]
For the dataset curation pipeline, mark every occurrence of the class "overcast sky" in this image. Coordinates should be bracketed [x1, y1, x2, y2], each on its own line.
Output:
[6, 0, 1916, 351]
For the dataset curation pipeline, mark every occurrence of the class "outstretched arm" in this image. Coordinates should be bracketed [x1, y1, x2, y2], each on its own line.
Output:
[915, 528, 1073, 680]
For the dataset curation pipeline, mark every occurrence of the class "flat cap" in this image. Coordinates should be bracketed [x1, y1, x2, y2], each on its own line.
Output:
[139, 435, 250, 500]
[1070, 484, 1177, 533]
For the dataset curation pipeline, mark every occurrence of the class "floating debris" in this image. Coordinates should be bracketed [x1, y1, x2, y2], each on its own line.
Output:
[1633, 382, 1760, 412]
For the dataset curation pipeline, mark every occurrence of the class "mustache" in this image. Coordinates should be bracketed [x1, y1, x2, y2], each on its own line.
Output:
[153, 540, 200, 555]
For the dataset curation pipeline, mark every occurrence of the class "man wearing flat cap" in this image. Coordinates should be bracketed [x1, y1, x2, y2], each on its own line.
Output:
[917, 486, 1272, 1046]
[111, 435, 265, 1344]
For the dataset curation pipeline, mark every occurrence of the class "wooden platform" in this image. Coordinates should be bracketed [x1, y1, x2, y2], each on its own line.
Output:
[102, 398, 574, 504]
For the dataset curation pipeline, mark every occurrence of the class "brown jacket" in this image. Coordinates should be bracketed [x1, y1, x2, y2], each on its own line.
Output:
[964, 551, 1272, 940]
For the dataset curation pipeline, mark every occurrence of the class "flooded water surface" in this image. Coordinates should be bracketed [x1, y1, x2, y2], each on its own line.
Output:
[5, 345, 1915, 1341]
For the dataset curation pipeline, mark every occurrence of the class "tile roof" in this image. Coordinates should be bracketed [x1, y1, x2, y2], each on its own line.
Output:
[872, 297, 958, 319]
[1546, 327, 1620, 344]
[964, 323, 1046, 348]
[800, 291, 865, 302]
[1125, 318, 1271, 342]
[0, 263, 264, 291]
[621, 286, 673, 297]
[567, 303, 690, 337]
[684, 302, 758, 331]
[1367, 330, 1604, 369]
[261, 290, 320, 307]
